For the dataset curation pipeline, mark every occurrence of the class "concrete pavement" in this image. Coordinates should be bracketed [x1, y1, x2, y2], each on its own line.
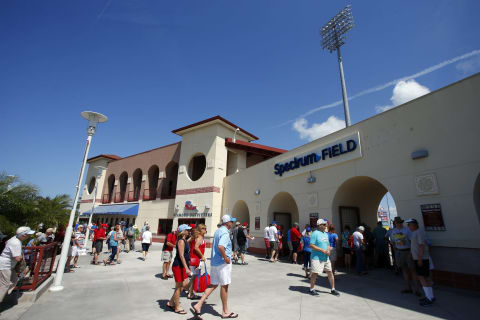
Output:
[1, 242, 478, 320]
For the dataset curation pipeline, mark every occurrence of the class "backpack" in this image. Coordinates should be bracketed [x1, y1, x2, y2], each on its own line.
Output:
[347, 235, 354, 249]
[236, 228, 246, 245]
[127, 228, 135, 237]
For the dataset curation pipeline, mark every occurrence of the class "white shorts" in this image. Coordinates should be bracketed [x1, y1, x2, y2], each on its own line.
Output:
[210, 263, 232, 286]
[311, 259, 332, 274]
[72, 246, 79, 257]
[162, 251, 173, 262]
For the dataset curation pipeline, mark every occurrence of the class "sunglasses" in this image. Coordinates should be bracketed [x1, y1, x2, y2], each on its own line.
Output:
[201, 227, 207, 230]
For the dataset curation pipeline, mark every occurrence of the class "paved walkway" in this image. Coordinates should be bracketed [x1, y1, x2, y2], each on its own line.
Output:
[1, 243, 478, 320]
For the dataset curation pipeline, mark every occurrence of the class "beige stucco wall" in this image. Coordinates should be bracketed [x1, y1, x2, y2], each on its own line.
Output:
[222, 74, 480, 258]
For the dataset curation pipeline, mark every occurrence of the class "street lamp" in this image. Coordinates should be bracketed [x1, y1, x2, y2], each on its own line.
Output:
[320, 5, 355, 127]
[50, 111, 107, 292]
[83, 166, 107, 251]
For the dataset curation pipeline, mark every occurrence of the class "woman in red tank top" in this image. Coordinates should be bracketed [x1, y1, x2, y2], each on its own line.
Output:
[187, 223, 207, 300]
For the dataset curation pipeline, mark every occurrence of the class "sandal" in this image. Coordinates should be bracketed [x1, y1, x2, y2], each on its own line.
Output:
[166, 304, 175, 311]
[175, 309, 187, 315]
[222, 312, 239, 319]
[188, 294, 201, 300]
[190, 307, 203, 320]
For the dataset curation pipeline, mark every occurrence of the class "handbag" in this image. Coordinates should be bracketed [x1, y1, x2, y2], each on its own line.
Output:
[14, 258, 27, 274]
[194, 261, 211, 293]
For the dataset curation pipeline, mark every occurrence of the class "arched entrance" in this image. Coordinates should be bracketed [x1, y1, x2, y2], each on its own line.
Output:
[332, 176, 395, 231]
[267, 192, 299, 232]
[232, 200, 250, 226]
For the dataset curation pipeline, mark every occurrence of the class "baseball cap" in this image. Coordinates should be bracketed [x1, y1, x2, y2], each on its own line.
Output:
[358, 226, 365, 231]
[16, 226, 35, 236]
[235, 221, 241, 225]
[243, 222, 248, 227]
[221, 215, 236, 223]
[405, 218, 418, 224]
[317, 219, 328, 225]
[178, 224, 192, 233]
[189, 223, 196, 229]
[272, 221, 277, 225]
[393, 216, 404, 223]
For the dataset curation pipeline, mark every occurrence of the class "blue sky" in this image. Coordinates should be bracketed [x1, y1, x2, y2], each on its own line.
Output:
[1, 0, 480, 210]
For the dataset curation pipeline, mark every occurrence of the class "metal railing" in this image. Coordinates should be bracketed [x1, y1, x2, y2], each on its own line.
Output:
[102, 193, 112, 204]
[16, 242, 58, 291]
[142, 189, 157, 201]
[114, 191, 125, 203]
[128, 190, 140, 202]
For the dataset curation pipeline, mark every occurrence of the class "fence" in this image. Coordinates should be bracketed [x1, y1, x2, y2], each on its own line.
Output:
[16, 242, 58, 291]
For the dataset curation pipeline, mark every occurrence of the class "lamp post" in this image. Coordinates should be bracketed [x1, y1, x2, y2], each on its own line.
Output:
[83, 166, 107, 251]
[50, 111, 107, 292]
[320, 5, 355, 127]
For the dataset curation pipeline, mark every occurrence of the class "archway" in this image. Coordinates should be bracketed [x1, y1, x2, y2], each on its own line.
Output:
[332, 176, 395, 232]
[107, 174, 115, 203]
[267, 192, 299, 232]
[119, 171, 128, 202]
[147, 165, 160, 200]
[162, 161, 178, 199]
[132, 169, 143, 201]
[474, 173, 480, 223]
[232, 200, 250, 226]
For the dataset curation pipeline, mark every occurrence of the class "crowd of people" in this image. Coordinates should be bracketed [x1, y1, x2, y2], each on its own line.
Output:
[0, 213, 435, 311]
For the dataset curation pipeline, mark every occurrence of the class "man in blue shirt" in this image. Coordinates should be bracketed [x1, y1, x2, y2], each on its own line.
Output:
[192, 215, 238, 319]
[309, 219, 340, 296]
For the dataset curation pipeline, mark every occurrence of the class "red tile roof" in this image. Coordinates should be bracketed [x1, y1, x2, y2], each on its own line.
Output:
[87, 154, 122, 163]
[225, 138, 287, 157]
[172, 115, 259, 141]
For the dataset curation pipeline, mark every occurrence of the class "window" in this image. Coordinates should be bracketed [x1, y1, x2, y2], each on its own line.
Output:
[88, 177, 96, 194]
[158, 219, 174, 235]
[187, 154, 206, 181]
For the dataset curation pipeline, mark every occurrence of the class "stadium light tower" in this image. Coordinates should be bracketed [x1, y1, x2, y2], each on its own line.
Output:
[321, 5, 355, 127]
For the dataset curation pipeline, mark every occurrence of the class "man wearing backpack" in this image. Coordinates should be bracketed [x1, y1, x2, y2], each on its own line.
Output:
[237, 222, 254, 265]
[125, 224, 136, 252]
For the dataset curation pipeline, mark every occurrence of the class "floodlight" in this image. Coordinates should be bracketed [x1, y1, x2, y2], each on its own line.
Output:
[320, 5, 355, 127]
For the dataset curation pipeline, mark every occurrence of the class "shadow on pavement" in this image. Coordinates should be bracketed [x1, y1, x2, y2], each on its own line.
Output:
[190, 302, 222, 318]
[288, 285, 331, 295]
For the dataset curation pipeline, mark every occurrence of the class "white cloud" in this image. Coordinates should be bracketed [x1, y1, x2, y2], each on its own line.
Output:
[456, 55, 480, 75]
[274, 49, 480, 128]
[375, 79, 430, 113]
[293, 116, 345, 141]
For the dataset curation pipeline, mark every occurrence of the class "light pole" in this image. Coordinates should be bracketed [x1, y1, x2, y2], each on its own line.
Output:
[320, 5, 355, 127]
[83, 166, 107, 252]
[50, 111, 107, 292]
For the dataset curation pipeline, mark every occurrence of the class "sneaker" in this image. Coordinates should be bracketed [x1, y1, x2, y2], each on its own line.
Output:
[420, 298, 433, 307]
[309, 289, 320, 296]
[330, 289, 340, 296]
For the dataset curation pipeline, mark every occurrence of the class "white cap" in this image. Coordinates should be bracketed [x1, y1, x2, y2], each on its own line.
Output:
[16, 226, 35, 236]
[358, 226, 365, 231]
[221, 215, 237, 224]
[317, 219, 328, 225]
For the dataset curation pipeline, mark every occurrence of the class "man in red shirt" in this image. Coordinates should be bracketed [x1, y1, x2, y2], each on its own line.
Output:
[161, 228, 177, 279]
[290, 223, 302, 264]
[92, 222, 107, 265]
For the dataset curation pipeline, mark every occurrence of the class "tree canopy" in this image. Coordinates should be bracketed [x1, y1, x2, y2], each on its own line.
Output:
[0, 172, 72, 237]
